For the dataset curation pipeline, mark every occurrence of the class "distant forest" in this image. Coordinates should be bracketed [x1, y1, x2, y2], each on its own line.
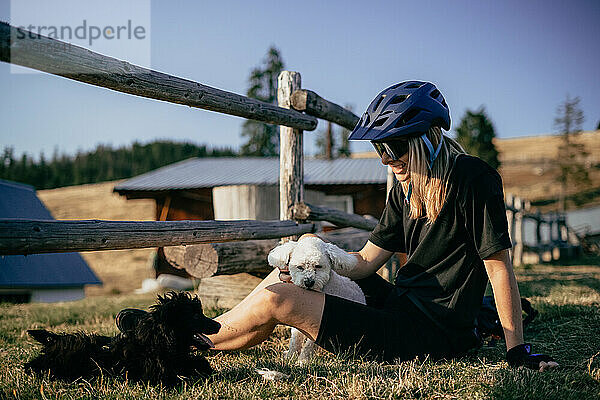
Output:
[0, 141, 236, 190]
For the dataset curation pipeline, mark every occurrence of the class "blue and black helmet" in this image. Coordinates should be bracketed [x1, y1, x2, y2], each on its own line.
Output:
[348, 81, 450, 142]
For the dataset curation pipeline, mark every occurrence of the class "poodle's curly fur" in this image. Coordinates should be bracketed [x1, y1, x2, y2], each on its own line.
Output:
[268, 236, 366, 362]
[25, 291, 220, 386]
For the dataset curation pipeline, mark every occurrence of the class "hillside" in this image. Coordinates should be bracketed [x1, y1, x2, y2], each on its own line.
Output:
[496, 130, 600, 208]
[38, 181, 157, 296]
[36, 131, 599, 295]
[354, 130, 600, 209]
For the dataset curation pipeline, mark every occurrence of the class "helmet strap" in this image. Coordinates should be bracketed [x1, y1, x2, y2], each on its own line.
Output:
[420, 133, 444, 169]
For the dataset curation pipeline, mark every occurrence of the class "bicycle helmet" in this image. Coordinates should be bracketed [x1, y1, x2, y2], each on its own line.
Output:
[350, 81, 450, 170]
[349, 81, 450, 142]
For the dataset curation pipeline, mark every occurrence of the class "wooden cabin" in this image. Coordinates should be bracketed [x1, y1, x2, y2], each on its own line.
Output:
[114, 157, 388, 222]
[114, 157, 389, 276]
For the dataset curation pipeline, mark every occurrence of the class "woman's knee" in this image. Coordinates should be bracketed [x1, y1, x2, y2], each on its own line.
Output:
[264, 283, 324, 324]
[261, 282, 296, 310]
[244, 282, 292, 317]
[251, 282, 310, 322]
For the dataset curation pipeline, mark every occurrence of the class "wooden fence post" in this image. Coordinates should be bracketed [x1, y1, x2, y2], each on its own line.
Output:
[505, 193, 515, 262]
[385, 166, 396, 280]
[386, 166, 395, 196]
[549, 213, 557, 243]
[278, 71, 304, 242]
[535, 210, 543, 263]
[535, 210, 542, 246]
[506, 193, 514, 240]
[559, 214, 568, 243]
[513, 197, 524, 266]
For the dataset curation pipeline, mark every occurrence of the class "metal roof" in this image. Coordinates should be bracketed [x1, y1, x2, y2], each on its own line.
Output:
[114, 157, 387, 192]
[0, 180, 102, 288]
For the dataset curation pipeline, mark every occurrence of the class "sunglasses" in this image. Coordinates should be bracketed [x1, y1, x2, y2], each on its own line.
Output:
[371, 140, 409, 161]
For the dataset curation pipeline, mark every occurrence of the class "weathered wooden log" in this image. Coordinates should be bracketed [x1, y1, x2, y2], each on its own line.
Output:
[164, 228, 371, 278]
[164, 239, 279, 278]
[513, 211, 524, 267]
[319, 229, 372, 252]
[293, 202, 378, 231]
[0, 22, 317, 131]
[0, 219, 314, 255]
[195, 273, 263, 310]
[278, 71, 304, 242]
[290, 89, 360, 131]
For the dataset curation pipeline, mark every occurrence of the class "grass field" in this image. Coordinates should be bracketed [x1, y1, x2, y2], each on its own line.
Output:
[1, 261, 599, 400]
[22, 143, 599, 399]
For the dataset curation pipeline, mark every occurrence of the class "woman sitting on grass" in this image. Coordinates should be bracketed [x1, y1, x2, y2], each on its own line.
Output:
[118, 81, 557, 371]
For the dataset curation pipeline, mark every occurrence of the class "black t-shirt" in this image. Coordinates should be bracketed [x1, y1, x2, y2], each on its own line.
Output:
[369, 154, 512, 334]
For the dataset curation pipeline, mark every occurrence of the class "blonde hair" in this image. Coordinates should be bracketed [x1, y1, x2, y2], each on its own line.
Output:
[400, 126, 466, 222]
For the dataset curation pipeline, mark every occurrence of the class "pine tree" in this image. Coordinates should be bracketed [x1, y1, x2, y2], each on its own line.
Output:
[455, 107, 500, 169]
[240, 47, 285, 156]
[315, 122, 335, 159]
[554, 95, 590, 210]
[337, 104, 353, 157]
[0, 141, 236, 189]
[314, 105, 354, 158]
[0, 147, 15, 181]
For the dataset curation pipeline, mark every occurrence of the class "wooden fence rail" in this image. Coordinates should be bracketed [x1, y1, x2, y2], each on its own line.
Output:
[292, 202, 378, 231]
[291, 89, 360, 130]
[0, 219, 314, 255]
[0, 21, 583, 270]
[0, 22, 317, 131]
[164, 228, 371, 278]
[505, 194, 579, 266]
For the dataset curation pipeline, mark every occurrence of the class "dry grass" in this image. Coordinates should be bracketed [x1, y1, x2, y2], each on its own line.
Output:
[492, 130, 600, 206]
[495, 130, 600, 165]
[13, 138, 597, 398]
[38, 181, 157, 296]
[1, 263, 599, 399]
[37, 181, 155, 222]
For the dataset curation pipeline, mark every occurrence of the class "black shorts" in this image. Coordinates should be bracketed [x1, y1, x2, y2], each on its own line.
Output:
[315, 274, 457, 362]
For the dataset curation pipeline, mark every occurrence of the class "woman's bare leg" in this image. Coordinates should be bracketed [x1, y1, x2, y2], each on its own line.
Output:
[207, 269, 325, 351]
[244, 267, 284, 298]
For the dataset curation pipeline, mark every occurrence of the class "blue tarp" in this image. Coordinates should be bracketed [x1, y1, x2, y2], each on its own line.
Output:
[0, 180, 102, 288]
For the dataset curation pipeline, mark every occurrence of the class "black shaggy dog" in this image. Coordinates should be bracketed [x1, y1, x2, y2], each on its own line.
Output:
[25, 291, 221, 386]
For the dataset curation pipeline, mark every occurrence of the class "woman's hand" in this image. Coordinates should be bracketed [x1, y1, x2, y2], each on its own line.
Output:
[278, 234, 318, 282]
[299, 233, 318, 241]
[278, 266, 292, 283]
[507, 343, 559, 371]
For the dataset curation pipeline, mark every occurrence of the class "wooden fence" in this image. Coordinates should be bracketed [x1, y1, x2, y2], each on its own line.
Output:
[0, 22, 581, 276]
[506, 194, 580, 266]
[0, 22, 376, 264]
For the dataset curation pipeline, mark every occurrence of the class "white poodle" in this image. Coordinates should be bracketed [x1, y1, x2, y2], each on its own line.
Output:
[267, 236, 366, 362]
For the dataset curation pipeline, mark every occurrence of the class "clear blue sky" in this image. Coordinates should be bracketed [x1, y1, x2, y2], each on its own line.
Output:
[1, 0, 599, 158]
